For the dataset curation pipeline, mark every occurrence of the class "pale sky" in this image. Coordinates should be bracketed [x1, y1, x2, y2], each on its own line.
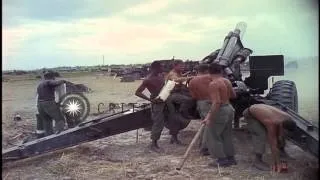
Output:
[2, 0, 319, 70]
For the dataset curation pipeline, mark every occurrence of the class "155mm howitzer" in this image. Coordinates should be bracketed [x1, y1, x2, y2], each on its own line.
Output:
[2, 22, 318, 163]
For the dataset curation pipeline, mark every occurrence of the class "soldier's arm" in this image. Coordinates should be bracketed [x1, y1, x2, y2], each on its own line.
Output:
[188, 79, 197, 99]
[135, 80, 152, 102]
[226, 79, 237, 99]
[168, 72, 192, 83]
[182, 71, 192, 76]
[266, 124, 281, 166]
[277, 123, 286, 150]
[47, 80, 66, 86]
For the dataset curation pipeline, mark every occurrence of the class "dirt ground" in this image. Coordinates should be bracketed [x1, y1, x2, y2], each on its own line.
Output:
[2, 73, 319, 180]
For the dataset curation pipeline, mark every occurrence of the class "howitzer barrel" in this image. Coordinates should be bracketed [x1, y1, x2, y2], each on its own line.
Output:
[216, 31, 240, 66]
[202, 22, 252, 82]
[215, 22, 247, 67]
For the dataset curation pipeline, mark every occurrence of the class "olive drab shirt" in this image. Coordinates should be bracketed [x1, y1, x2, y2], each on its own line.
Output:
[37, 80, 65, 102]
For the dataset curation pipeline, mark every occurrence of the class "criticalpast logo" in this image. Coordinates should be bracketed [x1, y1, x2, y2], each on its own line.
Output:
[59, 93, 90, 122]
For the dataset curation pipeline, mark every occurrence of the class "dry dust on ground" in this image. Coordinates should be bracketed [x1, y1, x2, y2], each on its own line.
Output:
[2, 73, 319, 180]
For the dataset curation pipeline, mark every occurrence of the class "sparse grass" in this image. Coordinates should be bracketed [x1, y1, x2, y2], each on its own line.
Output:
[2, 73, 318, 180]
[44, 153, 79, 176]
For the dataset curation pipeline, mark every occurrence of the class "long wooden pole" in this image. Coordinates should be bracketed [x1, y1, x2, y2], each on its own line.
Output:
[176, 124, 205, 170]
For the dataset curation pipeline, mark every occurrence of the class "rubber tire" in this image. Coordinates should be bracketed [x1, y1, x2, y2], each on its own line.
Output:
[267, 80, 298, 113]
[59, 93, 91, 126]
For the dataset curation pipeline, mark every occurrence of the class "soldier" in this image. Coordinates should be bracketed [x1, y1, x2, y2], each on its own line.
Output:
[188, 63, 211, 156]
[135, 61, 166, 152]
[201, 63, 237, 167]
[37, 71, 67, 136]
[165, 60, 195, 144]
[243, 104, 296, 172]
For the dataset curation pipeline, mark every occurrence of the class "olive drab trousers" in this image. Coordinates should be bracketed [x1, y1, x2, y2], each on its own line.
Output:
[150, 102, 166, 141]
[37, 101, 65, 136]
[205, 104, 235, 159]
[246, 115, 268, 155]
[244, 109, 286, 155]
[196, 100, 211, 150]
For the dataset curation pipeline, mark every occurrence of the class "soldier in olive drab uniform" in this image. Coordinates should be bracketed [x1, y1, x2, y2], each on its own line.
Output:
[135, 61, 166, 152]
[243, 104, 296, 172]
[189, 63, 211, 156]
[37, 72, 67, 136]
[201, 63, 237, 168]
[165, 60, 195, 144]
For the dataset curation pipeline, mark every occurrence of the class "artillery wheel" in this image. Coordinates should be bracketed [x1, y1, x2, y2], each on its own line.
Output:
[59, 93, 90, 128]
[164, 112, 191, 133]
[267, 80, 298, 112]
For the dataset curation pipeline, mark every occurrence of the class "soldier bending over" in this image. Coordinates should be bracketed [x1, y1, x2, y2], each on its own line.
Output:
[243, 104, 296, 172]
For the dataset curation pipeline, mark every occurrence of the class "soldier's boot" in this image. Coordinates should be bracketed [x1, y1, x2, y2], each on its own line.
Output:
[227, 156, 237, 165]
[200, 148, 210, 156]
[150, 140, 162, 153]
[208, 157, 233, 168]
[252, 154, 270, 171]
[170, 135, 183, 145]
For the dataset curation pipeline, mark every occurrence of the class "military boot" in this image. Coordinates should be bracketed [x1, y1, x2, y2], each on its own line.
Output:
[150, 140, 162, 153]
[200, 148, 210, 156]
[170, 135, 183, 145]
[226, 156, 237, 165]
[252, 154, 270, 171]
[208, 158, 233, 168]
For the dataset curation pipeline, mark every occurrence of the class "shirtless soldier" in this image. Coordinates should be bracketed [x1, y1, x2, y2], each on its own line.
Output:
[166, 60, 195, 144]
[135, 61, 166, 152]
[243, 104, 296, 172]
[166, 60, 194, 118]
[201, 63, 237, 167]
[188, 63, 211, 155]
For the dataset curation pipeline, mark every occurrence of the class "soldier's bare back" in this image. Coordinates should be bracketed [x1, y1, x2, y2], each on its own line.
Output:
[208, 77, 236, 104]
[248, 104, 291, 126]
[188, 74, 212, 100]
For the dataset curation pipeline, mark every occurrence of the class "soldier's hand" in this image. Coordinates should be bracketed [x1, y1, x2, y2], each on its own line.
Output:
[150, 98, 163, 103]
[201, 118, 210, 126]
[150, 99, 155, 103]
[182, 71, 191, 76]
